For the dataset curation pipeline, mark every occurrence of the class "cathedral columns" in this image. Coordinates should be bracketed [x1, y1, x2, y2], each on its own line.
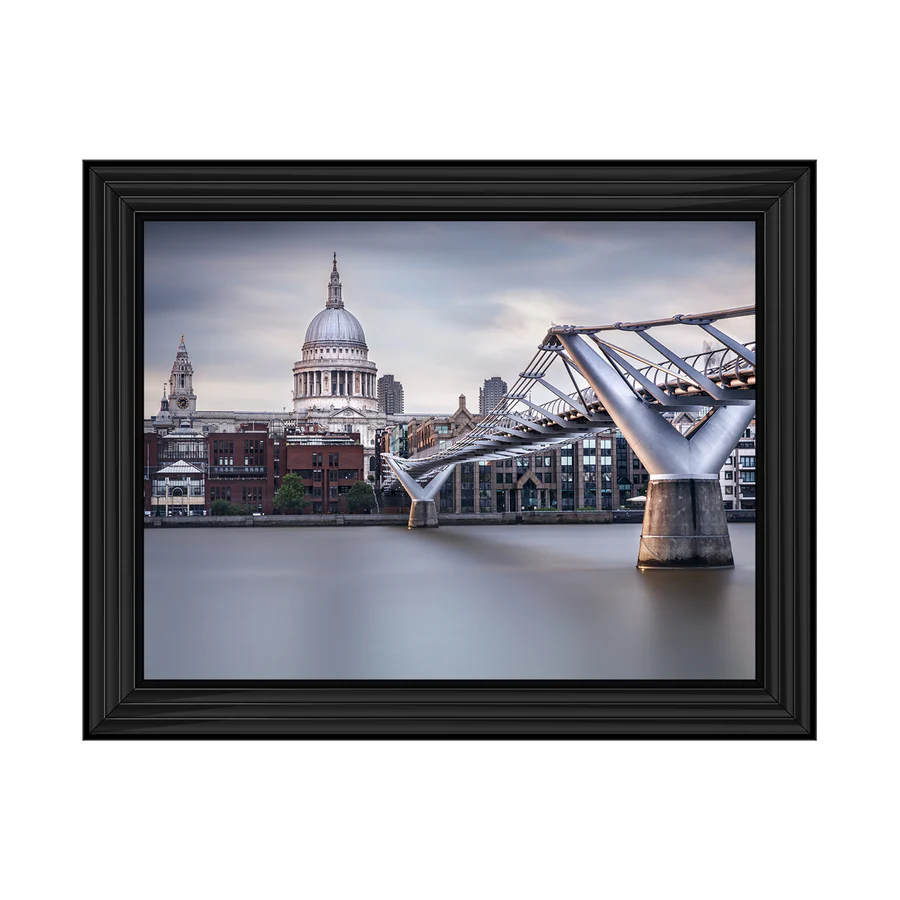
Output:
[294, 366, 380, 406]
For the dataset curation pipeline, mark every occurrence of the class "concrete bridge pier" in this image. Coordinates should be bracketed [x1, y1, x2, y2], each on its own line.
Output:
[408, 498, 440, 528]
[639, 475, 733, 568]
[383, 455, 454, 529]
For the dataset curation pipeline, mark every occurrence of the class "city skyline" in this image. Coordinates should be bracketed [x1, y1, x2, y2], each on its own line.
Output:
[144, 220, 755, 417]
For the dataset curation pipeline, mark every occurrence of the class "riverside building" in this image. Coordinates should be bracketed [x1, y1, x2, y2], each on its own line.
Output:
[384, 433, 649, 514]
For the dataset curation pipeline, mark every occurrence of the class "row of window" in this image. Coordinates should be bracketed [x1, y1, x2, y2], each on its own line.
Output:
[298, 452, 343, 467]
[292, 468, 359, 481]
[151, 486, 204, 497]
[724, 471, 758, 483]
[482, 452, 628, 470]
[306, 347, 366, 358]
[436, 487, 630, 513]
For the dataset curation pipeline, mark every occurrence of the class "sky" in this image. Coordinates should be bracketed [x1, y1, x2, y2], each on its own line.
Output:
[144, 221, 755, 417]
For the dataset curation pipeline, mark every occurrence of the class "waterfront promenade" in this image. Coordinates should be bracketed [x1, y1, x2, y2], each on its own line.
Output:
[144, 524, 755, 681]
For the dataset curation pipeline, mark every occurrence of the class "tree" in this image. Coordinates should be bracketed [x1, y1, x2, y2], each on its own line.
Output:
[346, 480, 376, 513]
[273, 473, 308, 514]
[210, 499, 249, 516]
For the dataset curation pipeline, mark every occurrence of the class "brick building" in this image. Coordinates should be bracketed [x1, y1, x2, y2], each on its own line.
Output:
[142, 421, 368, 516]
[406, 394, 481, 456]
[282, 430, 365, 514]
[206, 426, 276, 514]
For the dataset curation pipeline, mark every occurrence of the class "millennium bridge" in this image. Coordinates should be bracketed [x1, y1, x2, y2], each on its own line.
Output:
[383, 306, 756, 569]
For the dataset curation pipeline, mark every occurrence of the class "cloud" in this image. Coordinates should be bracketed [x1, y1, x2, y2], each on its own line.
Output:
[144, 221, 755, 416]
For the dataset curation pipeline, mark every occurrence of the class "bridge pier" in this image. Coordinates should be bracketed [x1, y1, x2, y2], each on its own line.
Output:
[408, 499, 440, 528]
[638, 476, 733, 568]
[383, 455, 454, 529]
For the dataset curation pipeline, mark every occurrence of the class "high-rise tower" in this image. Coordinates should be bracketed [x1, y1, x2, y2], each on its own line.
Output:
[479, 376, 508, 414]
[377, 374, 405, 414]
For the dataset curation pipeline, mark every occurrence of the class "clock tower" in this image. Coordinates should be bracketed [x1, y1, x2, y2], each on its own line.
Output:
[167, 335, 197, 416]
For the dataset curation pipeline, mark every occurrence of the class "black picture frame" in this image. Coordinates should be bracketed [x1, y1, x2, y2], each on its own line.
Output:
[84, 161, 815, 739]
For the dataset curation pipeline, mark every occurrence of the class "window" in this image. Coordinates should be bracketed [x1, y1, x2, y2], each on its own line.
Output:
[437, 474, 455, 512]
[725, 486, 733, 495]
[725, 471, 733, 480]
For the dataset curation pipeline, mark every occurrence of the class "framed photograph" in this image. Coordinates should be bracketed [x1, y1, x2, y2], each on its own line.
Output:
[80, 152, 824, 745]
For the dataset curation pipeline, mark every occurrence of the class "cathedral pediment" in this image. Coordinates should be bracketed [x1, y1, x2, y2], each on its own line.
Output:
[328, 405, 365, 418]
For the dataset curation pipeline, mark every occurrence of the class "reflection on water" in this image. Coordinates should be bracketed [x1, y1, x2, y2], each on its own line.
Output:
[144, 524, 755, 680]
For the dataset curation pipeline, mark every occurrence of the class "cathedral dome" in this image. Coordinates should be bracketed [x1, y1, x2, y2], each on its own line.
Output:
[301, 254, 368, 348]
[303, 306, 367, 347]
[293, 255, 379, 419]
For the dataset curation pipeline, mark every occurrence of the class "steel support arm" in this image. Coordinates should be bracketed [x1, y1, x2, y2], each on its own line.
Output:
[383, 455, 454, 500]
[557, 332, 755, 476]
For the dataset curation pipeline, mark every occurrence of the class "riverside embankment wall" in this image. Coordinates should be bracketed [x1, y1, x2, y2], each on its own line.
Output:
[145, 510, 755, 528]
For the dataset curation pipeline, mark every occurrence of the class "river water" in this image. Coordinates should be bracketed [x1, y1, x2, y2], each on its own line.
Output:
[144, 524, 755, 680]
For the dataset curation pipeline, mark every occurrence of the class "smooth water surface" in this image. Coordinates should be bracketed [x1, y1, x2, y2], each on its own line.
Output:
[144, 524, 755, 680]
